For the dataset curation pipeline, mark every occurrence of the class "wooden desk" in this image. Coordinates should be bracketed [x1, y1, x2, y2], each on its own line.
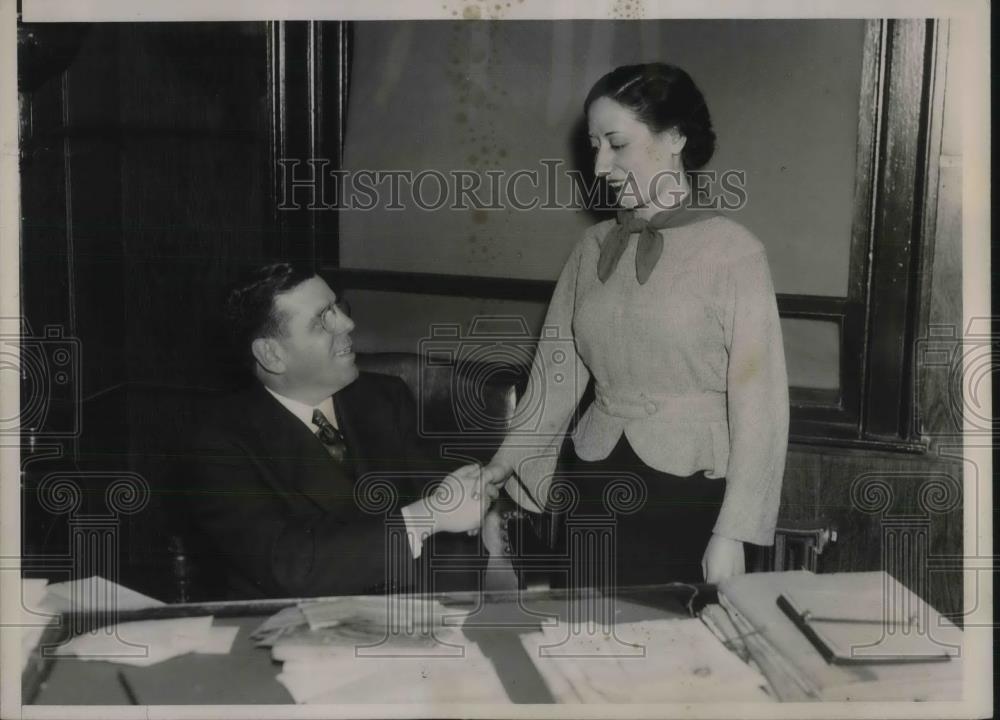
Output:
[25, 584, 719, 705]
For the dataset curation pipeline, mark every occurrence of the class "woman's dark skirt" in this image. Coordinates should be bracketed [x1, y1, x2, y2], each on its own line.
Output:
[532, 434, 726, 589]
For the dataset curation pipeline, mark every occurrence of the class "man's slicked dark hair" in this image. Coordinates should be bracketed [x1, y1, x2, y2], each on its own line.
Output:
[225, 262, 315, 366]
[584, 63, 716, 171]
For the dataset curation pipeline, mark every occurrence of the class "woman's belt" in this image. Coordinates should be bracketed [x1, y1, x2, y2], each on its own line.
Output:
[593, 388, 727, 421]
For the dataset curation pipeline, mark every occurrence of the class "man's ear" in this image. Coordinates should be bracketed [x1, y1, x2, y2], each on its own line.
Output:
[251, 337, 285, 375]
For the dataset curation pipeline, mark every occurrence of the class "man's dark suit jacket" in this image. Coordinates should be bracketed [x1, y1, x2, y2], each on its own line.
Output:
[186, 372, 454, 599]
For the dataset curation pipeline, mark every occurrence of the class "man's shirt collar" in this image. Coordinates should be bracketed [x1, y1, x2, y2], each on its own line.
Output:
[264, 386, 337, 431]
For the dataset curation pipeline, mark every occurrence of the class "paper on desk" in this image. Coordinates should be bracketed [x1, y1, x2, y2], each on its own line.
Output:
[519, 618, 771, 703]
[251, 605, 307, 647]
[715, 596, 819, 701]
[19, 578, 54, 674]
[41, 575, 165, 614]
[194, 624, 240, 655]
[271, 621, 465, 662]
[21, 576, 174, 673]
[270, 596, 507, 703]
[276, 640, 510, 704]
[22, 578, 49, 609]
[51, 615, 237, 666]
[300, 595, 469, 632]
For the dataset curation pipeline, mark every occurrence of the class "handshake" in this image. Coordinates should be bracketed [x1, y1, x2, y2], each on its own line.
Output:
[399, 461, 513, 539]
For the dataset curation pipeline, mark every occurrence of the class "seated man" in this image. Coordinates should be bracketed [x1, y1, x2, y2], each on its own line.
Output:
[186, 263, 502, 599]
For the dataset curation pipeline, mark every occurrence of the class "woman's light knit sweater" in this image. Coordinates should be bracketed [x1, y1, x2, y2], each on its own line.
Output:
[493, 213, 789, 546]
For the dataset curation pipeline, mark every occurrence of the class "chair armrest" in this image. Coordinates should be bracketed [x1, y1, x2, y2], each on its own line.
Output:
[771, 520, 838, 572]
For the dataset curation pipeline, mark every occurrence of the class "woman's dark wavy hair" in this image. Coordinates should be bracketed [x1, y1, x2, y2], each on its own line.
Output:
[584, 63, 716, 171]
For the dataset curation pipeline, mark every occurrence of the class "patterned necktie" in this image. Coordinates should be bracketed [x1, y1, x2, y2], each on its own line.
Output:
[312, 409, 348, 462]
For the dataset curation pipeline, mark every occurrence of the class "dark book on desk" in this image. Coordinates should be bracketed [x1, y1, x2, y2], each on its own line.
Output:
[777, 591, 953, 666]
[717, 570, 963, 702]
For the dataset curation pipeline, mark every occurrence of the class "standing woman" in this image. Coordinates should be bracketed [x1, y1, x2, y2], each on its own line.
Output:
[488, 63, 788, 585]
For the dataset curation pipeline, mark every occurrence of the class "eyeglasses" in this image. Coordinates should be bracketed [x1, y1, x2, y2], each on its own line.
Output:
[319, 300, 351, 333]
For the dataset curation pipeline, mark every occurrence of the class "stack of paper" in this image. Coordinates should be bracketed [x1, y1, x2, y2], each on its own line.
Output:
[519, 618, 772, 703]
[276, 646, 510, 704]
[265, 595, 510, 703]
[40, 575, 166, 614]
[18, 575, 239, 668]
[715, 595, 820, 701]
[271, 595, 471, 660]
[250, 605, 308, 647]
[50, 615, 239, 666]
[20, 575, 169, 674]
[18, 578, 53, 674]
[699, 603, 753, 665]
[299, 594, 469, 632]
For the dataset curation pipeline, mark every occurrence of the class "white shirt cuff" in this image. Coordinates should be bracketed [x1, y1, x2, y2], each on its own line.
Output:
[401, 504, 434, 560]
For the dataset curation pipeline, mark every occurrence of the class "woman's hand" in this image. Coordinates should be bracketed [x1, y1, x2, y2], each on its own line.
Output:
[701, 533, 745, 584]
[483, 460, 514, 485]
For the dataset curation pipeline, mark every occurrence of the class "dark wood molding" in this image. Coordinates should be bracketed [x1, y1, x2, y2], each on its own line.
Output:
[316, 21, 350, 269]
[862, 19, 935, 440]
[788, 387, 840, 407]
[267, 20, 349, 267]
[268, 21, 313, 263]
[60, 71, 77, 342]
[840, 301, 866, 424]
[322, 266, 557, 302]
[266, 20, 285, 253]
[775, 294, 847, 319]
[914, 20, 949, 346]
[848, 20, 884, 304]
[325, 267, 861, 315]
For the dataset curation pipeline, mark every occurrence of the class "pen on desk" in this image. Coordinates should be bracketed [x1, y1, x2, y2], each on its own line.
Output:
[778, 595, 917, 626]
[116, 670, 139, 705]
[800, 611, 917, 626]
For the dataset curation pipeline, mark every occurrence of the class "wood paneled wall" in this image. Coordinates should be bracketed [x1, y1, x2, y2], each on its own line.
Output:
[20, 23, 276, 594]
[780, 445, 963, 622]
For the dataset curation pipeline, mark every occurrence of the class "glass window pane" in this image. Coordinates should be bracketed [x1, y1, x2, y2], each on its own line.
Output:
[782, 317, 840, 392]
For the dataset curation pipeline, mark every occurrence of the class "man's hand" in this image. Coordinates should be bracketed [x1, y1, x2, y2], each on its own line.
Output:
[422, 463, 501, 535]
[466, 462, 510, 536]
[701, 533, 745, 584]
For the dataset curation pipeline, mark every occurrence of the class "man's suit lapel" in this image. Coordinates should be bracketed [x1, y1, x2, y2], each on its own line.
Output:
[334, 380, 373, 480]
[335, 375, 423, 508]
[249, 385, 357, 514]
